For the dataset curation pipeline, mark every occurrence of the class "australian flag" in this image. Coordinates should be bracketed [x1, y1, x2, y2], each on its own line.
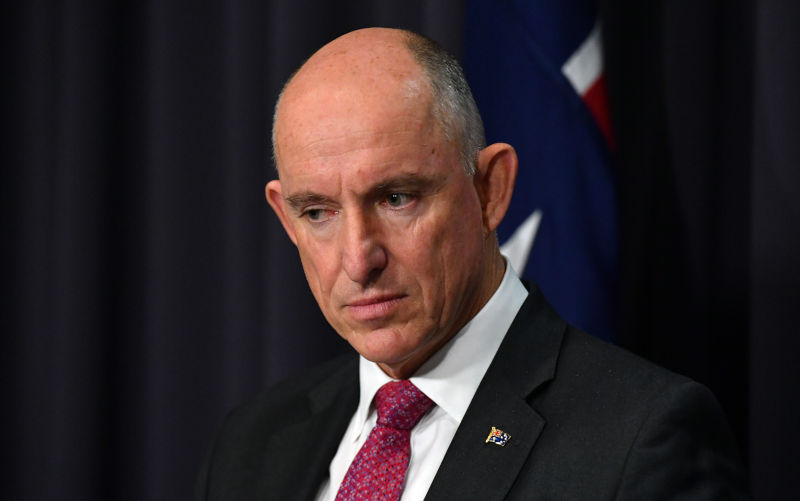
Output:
[486, 427, 512, 446]
[464, 0, 618, 342]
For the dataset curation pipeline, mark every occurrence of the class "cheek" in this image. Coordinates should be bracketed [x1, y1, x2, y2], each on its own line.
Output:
[394, 207, 480, 289]
[424, 202, 486, 289]
[392, 215, 443, 268]
[296, 233, 338, 296]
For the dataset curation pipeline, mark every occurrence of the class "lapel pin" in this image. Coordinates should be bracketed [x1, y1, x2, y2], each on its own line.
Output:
[485, 426, 511, 446]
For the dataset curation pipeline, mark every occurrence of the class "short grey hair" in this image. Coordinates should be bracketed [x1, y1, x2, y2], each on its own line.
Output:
[402, 31, 485, 175]
[271, 30, 486, 176]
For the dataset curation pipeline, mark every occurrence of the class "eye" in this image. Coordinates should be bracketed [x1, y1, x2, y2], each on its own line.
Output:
[384, 193, 413, 208]
[306, 209, 324, 220]
[302, 207, 337, 223]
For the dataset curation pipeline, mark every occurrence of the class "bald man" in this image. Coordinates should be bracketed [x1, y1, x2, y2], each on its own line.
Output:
[196, 28, 747, 501]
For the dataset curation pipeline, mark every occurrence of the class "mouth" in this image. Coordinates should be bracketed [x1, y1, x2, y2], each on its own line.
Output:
[345, 294, 406, 322]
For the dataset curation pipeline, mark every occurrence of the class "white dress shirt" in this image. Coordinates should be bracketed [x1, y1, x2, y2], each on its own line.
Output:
[315, 264, 529, 501]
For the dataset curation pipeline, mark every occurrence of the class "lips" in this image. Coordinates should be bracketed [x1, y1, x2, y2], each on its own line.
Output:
[345, 293, 406, 322]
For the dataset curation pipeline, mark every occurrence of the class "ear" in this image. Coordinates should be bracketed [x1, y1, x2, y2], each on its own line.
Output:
[265, 180, 298, 245]
[474, 143, 518, 233]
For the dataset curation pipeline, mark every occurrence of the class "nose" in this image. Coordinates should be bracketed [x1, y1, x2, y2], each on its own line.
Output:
[341, 209, 387, 285]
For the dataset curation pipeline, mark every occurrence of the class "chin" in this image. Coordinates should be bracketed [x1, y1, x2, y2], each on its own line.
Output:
[350, 327, 420, 366]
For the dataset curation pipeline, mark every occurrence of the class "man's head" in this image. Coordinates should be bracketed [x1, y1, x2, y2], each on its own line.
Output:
[267, 28, 518, 379]
[271, 29, 485, 176]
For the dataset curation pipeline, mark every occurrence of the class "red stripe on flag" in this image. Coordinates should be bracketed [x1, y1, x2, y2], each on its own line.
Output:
[582, 74, 615, 150]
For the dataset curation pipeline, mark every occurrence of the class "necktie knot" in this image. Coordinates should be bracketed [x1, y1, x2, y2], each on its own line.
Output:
[375, 380, 433, 430]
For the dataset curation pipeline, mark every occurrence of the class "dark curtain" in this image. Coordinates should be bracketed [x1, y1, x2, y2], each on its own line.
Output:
[603, 2, 800, 498]
[748, 1, 800, 497]
[2, 1, 797, 500]
[603, 0, 753, 460]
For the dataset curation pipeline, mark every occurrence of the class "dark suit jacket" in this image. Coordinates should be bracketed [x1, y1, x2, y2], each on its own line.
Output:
[196, 286, 748, 500]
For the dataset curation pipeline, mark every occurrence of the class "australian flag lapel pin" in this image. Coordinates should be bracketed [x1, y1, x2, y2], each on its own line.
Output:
[485, 426, 511, 446]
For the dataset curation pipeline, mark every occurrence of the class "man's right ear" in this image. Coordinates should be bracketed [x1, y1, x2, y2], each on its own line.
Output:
[265, 180, 298, 245]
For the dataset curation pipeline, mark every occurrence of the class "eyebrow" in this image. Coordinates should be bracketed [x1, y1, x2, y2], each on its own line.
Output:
[283, 172, 445, 211]
[283, 192, 336, 211]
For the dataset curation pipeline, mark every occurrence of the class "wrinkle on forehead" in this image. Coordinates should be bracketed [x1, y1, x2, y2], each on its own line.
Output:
[278, 89, 443, 170]
[289, 129, 432, 160]
[275, 82, 435, 168]
[279, 71, 432, 127]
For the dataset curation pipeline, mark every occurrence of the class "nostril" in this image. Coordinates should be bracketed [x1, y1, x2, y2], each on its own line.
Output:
[342, 242, 387, 285]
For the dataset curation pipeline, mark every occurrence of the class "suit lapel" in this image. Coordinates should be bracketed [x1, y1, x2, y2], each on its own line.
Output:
[425, 287, 566, 501]
[258, 358, 359, 501]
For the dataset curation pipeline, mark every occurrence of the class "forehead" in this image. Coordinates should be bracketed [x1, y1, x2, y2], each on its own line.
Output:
[277, 117, 454, 198]
[274, 33, 441, 162]
[274, 68, 454, 188]
[279, 95, 437, 163]
[277, 70, 431, 147]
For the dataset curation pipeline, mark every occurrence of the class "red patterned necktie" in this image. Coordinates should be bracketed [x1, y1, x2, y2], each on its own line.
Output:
[335, 380, 434, 501]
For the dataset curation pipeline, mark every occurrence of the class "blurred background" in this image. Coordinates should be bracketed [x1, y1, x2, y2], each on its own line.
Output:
[2, 0, 798, 499]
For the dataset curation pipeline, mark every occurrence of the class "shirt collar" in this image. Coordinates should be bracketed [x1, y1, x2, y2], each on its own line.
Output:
[352, 262, 529, 438]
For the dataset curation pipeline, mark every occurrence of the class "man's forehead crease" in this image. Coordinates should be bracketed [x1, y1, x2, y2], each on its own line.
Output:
[289, 126, 432, 157]
[280, 155, 403, 189]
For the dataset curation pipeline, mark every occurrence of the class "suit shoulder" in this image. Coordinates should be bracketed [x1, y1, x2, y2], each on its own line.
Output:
[525, 327, 748, 498]
[558, 326, 693, 390]
[541, 325, 726, 434]
[223, 354, 358, 435]
[196, 355, 359, 500]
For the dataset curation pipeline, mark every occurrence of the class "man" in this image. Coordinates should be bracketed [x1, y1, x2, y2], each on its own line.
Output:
[196, 28, 747, 500]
